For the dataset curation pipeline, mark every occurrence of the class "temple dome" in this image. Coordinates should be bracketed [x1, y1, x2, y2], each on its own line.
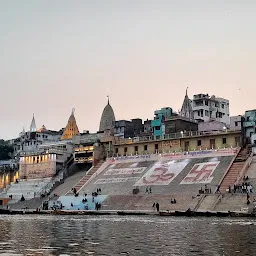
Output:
[37, 125, 47, 133]
[99, 98, 116, 132]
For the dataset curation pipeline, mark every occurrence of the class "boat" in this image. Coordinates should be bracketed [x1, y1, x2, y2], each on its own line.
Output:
[159, 211, 176, 216]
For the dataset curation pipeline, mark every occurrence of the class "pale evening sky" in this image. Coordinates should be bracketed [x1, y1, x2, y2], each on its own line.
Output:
[0, 0, 255, 139]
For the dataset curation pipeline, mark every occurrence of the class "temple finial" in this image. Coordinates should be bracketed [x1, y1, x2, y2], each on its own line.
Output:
[72, 108, 75, 115]
[107, 95, 109, 105]
[186, 86, 189, 96]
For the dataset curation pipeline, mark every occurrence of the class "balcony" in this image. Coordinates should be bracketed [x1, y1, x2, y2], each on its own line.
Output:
[151, 119, 162, 126]
[243, 121, 256, 128]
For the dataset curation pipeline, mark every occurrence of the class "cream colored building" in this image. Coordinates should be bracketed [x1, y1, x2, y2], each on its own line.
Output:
[111, 130, 241, 156]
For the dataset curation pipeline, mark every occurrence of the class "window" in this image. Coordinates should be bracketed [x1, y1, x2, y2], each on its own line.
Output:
[124, 147, 127, 153]
[134, 146, 138, 152]
[222, 138, 227, 144]
[115, 148, 118, 154]
[144, 145, 148, 151]
[235, 121, 238, 127]
[197, 140, 202, 146]
[205, 100, 208, 106]
[155, 144, 159, 150]
[205, 110, 209, 117]
[222, 104, 225, 108]
[155, 126, 161, 131]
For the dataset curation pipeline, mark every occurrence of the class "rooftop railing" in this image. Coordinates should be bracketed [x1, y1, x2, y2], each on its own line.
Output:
[112, 130, 240, 145]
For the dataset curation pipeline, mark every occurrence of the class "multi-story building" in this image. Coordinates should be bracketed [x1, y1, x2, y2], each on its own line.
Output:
[114, 120, 136, 138]
[113, 130, 241, 156]
[142, 119, 153, 136]
[151, 107, 177, 137]
[192, 94, 230, 125]
[131, 119, 144, 137]
[164, 116, 198, 134]
[11, 115, 62, 157]
[243, 110, 256, 143]
[230, 116, 243, 131]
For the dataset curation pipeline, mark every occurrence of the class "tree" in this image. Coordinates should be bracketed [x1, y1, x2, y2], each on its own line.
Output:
[0, 140, 14, 160]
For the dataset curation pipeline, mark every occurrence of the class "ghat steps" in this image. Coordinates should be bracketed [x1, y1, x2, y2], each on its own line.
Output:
[66, 160, 104, 196]
[220, 148, 251, 192]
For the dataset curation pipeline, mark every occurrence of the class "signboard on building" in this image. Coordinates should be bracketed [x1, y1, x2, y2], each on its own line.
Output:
[162, 140, 180, 148]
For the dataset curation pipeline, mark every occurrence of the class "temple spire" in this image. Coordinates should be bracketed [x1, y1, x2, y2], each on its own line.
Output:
[61, 109, 80, 140]
[180, 87, 194, 121]
[99, 97, 116, 132]
[30, 113, 37, 132]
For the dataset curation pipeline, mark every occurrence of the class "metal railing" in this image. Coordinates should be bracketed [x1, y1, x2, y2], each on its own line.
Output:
[111, 146, 239, 159]
[113, 130, 240, 145]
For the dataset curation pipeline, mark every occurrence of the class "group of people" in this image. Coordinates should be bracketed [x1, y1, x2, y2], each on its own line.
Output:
[230, 182, 253, 194]
[95, 202, 101, 210]
[170, 198, 177, 204]
[152, 202, 160, 212]
[199, 185, 212, 194]
[145, 187, 152, 194]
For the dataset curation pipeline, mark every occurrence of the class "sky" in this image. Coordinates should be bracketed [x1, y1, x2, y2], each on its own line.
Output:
[0, 0, 256, 139]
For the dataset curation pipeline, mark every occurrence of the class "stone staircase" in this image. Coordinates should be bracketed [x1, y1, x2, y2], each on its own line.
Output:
[66, 160, 104, 195]
[196, 194, 221, 211]
[101, 194, 202, 211]
[8, 197, 45, 210]
[213, 194, 248, 212]
[220, 148, 251, 192]
[50, 170, 86, 197]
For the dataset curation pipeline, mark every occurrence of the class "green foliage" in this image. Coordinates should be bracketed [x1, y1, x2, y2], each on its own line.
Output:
[0, 140, 14, 160]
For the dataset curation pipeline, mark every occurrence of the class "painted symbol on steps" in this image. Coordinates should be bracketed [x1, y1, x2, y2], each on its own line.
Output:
[134, 159, 190, 186]
[180, 161, 220, 184]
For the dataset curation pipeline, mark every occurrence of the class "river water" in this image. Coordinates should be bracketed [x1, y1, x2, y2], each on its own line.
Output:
[0, 215, 255, 255]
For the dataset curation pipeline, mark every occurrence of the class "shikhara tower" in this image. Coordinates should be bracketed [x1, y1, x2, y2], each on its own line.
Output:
[180, 87, 194, 121]
[99, 96, 116, 132]
[61, 109, 80, 140]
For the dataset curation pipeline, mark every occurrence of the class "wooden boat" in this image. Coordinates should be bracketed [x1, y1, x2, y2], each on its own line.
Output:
[117, 211, 148, 216]
[216, 211, 230, 217]
[229, 211, 251, 217]
[159, 211, 176, 216]
[0, 209, 10, 214]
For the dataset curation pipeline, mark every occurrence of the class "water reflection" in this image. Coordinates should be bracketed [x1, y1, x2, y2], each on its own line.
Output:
[0, 215, 256, 255]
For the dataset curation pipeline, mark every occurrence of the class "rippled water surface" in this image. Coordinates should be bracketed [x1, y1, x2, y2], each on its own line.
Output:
[0, 215, 256, 255]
